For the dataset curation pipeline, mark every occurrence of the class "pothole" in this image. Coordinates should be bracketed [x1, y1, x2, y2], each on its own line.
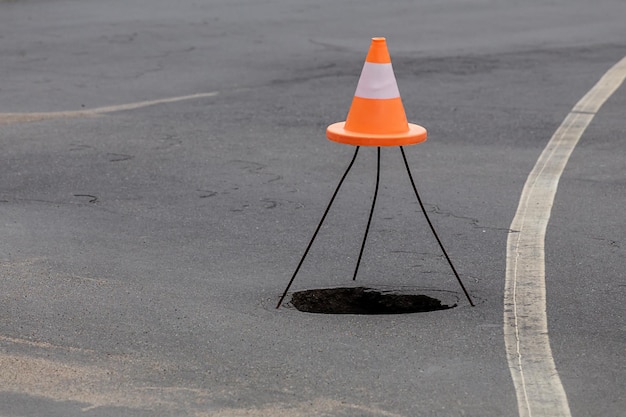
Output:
[289, 287, 457, 314]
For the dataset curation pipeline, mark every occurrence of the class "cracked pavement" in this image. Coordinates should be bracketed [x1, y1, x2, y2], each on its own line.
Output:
[1, 1, 625, 416]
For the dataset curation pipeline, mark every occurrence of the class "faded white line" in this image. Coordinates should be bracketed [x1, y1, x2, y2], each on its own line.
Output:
[0, 334, 95, 353]
[0, 91, 219, 125]
[504, 56, 626, 417]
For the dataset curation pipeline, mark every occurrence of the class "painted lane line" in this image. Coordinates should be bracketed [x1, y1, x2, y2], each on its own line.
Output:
[0, 91, 219, 125]
[504, 55, 626, 417]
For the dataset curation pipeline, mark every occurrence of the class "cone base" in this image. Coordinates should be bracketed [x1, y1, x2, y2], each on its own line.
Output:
[326, 122, 427, 147]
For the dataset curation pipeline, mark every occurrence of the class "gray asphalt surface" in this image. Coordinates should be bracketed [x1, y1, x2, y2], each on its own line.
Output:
[1, 1, 625, 416]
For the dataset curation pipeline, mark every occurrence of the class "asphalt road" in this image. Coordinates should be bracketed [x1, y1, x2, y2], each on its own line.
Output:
[1, 1, 625, 416]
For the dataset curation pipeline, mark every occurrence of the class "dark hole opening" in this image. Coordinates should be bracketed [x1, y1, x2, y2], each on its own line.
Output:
[290, 287, 456, 314]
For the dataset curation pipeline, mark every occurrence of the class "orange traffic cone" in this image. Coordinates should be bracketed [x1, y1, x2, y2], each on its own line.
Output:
[326, 37, 427, 147]
[276, 37, 474, 310]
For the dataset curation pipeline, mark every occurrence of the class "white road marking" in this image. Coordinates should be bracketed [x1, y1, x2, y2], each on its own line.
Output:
[0, 91, 219, 125]
[504, 56, 626, 417]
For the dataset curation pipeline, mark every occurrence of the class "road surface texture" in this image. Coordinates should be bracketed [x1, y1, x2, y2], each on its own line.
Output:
[1, 1, 625, 416]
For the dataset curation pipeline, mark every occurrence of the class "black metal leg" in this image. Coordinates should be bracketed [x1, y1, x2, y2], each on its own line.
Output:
[276, 146, 361, 308]
[399, 146, 475, 306]
[353, 147, 381, 281]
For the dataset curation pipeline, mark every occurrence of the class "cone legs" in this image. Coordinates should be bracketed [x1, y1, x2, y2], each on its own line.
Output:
[276, 146, 361, 309]
[399, 146, 474, 306]
[277, 147, 474, 309]
[353, 147, 380, 281]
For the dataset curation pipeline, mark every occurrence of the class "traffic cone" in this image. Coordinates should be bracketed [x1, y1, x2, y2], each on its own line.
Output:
[326, 37, 427, 147]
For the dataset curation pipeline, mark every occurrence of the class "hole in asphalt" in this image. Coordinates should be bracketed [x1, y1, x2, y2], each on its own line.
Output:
[290, 287, 456, 314]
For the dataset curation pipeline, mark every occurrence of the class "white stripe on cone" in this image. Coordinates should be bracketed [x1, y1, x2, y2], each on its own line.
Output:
[354, 62, 401, 99]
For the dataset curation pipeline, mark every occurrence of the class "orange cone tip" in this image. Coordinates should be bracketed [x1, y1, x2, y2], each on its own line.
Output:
[326, 37, 427, 147]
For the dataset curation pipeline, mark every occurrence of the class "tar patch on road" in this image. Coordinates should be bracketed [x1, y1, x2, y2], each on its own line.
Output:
[290, 287, 456, 314]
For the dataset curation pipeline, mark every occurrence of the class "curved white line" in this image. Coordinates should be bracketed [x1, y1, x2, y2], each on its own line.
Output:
[0, 91, 219, 125]
[504, 56, 626, 417]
